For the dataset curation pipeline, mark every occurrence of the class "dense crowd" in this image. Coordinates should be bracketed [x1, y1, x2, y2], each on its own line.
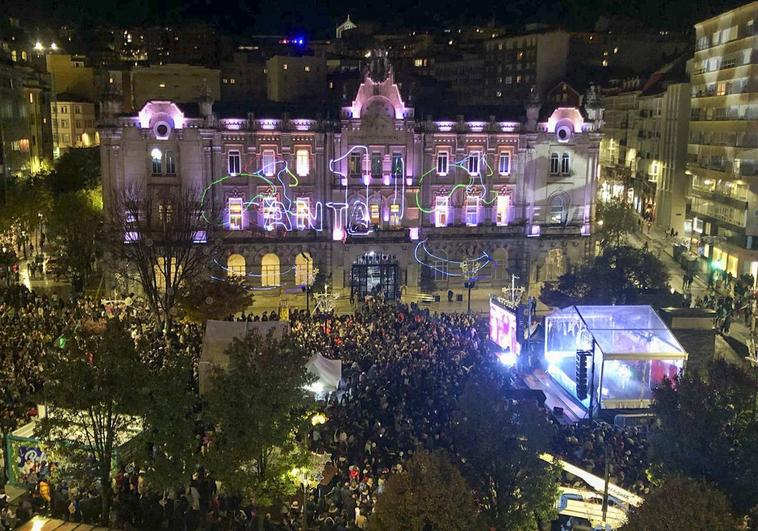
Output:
[0, 288, 655, 530]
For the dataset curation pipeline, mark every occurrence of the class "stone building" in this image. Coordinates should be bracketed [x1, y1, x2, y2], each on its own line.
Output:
[99, 58, 601, 301]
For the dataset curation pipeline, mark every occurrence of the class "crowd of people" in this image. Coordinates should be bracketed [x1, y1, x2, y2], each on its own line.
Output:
[0, 285, 657, 530]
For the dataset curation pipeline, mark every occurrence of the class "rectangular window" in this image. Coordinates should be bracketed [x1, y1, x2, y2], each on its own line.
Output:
[158, 202, 173, 224]
[349, 153, 362, 177]
[165, 151, 176, 175]
[262, 196, 277, 229]
[370, 203, 380, 224]
[228, 197, 244, 230]
[295, 198, 310, 229]
[496, 195, 510, 226]
[228, 150, 241, 175]
[389, 203, 401, 226]
[262, 150, 276, 176]
[295, 148, 309, 177]
[465, 195, 480, 226]
[371, 153, 382, 177]
[60, 119, 68, 128]
[151, 153, 162, 175]
[467, 151, 481, 175]
[435, 196, 449, 227]
[561, 153, 570, 174]
[498, 152, 511, 175]
[550, 153, 559, 174]
[392, 152, 403, 175]
[437, 152, 449, 175]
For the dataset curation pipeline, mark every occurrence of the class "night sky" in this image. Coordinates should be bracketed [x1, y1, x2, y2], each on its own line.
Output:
[6, 0, 750, 36]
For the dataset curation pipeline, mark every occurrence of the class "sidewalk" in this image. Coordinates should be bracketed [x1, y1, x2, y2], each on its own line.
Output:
[628, 225, 752, 348]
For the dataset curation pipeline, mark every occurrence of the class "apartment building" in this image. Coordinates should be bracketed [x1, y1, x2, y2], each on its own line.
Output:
[685, 1, 758, 278]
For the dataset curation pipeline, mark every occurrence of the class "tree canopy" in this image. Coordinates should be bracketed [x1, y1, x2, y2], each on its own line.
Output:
[369, 450, 482, 531]
[36, 320, 158, 523]
[45, 147, 101, 196]
[621, 476, 738, 531]
[540, 245, 669, 307]
[596, 199, 638, 248]
[202, 330, 314, 507]
[452, 372, 559, 531]
[177, 277, 253, 323]
[650, 360, 758, 516]
[47, 189, 103, 286]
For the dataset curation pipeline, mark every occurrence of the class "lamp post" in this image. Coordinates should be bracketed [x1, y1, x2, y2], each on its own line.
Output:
[460, 258, 486, 314]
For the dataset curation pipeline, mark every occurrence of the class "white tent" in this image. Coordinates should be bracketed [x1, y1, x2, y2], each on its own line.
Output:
[306, 353, 343, 395]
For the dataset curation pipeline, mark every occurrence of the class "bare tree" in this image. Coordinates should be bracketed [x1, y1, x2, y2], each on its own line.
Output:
[105, 185, 214, 328]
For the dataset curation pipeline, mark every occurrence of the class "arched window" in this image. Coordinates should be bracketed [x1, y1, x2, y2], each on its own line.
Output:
[295, 252, 314, 286]
[227, 254, 246, 278]
[561, 153, 571, 174]
[261, 253, 280, 287]
[549, 195, 567, 225]
[549, 153, 560, 175]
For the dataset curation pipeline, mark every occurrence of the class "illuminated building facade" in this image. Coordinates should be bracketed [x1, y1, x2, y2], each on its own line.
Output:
[100, 57, 601, 299]
[685, 1, 758, 278]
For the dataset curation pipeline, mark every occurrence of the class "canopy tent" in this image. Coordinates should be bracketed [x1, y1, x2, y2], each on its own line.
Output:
[199, 320, 342, 398]
[199, 320, 290, 394]
[305, 353, 343, 395]
[544, 305, 688, 410]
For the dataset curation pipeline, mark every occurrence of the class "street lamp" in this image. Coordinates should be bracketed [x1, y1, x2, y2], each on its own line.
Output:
[300, 252, 317, 315]
[460, 257, 487, 314]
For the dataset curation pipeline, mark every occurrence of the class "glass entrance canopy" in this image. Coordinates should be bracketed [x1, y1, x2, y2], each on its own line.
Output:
[544, 305, 687, 410]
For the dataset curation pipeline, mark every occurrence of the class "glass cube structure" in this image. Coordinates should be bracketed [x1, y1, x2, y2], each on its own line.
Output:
[544, 305, 687, 410]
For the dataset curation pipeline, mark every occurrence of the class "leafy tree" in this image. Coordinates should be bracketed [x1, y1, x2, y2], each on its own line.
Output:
[177, 277, 253, 322]
[596, 199, 638, 248]
[540, 245, 669, 307]
[369, 450, 482, 531]
[650, 360, 758, 515]
[35, 320, 157, 524]
[452, 372, 559, 531]
[419, 262, 438, 293]
[622, 476, 738, 531]
[202, 330, 313, 524]
[0, 177, 51, 255]
[46, 147, 101, 196]
[47, 189, 103, 287]
[136, 345, 200, 492]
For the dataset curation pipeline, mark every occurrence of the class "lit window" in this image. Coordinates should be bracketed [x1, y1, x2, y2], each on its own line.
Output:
[550, 153, 559, 175]
[498, 152, 511, 175]
[561, 153, 570, 174]
[436, 152, 449, 175]
[223, 78, 228, 84]
[435, 196, 449, 227]
[230, 78, 236, 84]
[165, 151, 176, 175]
[465, 195, 480, 226]
[295, 148, 309, 176]
[390, 203, 401, 226]
[228, 197, 244, 230]
[262, 196, 278, 229]
[304, 66, 310, 72]
[467, 151, 481, 175]
[370, 203, 380, 224]
[151, 148, 162, 174]
[228, 150, 241, 175]
[158, 202, 173, 224]
[262, 150, 276, 176]
[295, 198, 310, 229]
[549, 195, 566, 224]
[159, 83, 166, 88]
[283, 63, 288, 70]
[28, 93, 33, 104]
[496, 195, 510, 226]
[414, 58, 423, 67]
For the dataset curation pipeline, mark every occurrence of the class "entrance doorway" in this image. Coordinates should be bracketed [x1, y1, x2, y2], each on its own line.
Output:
[351, 253, 399, 302]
